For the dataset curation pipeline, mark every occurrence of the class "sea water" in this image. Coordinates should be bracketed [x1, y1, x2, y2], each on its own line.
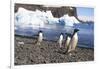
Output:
[15, 23, 94, 48]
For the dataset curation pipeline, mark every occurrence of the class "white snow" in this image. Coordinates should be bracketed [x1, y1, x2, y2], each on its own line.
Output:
[15, 7, 80, 30]
[78, 16, 94, 22]
[18, 41, 24, 45]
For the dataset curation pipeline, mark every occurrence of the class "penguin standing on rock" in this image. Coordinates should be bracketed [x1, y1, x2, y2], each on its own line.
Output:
[58, 33, 64, 48]
[67, 29, 79, 53]
[36, 30, 43, 45]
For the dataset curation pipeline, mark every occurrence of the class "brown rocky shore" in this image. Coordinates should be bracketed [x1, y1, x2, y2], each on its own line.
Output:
[14, 35, 94, 65]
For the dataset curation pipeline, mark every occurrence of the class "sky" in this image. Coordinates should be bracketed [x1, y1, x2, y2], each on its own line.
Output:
[76, 7, 94, 22]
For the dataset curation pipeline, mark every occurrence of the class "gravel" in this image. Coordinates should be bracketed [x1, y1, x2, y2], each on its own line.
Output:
[14, 36, 94, 65]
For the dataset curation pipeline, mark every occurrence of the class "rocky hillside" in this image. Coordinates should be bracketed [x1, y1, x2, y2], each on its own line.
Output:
[15, 4, 77, 17]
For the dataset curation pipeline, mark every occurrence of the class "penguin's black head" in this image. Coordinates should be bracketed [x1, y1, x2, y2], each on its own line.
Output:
[65, 33, 71, 37]
[39, 30, 42, 33]
[67, 33, 71, 37]
[60, 33, 63, 35]
[74, 29, 79, 33]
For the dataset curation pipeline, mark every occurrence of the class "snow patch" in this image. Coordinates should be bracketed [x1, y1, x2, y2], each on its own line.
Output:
[78, 16, 94, 22]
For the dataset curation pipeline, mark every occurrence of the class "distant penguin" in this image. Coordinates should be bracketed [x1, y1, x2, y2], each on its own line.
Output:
[37, 30, 43, 45]
[58, 33, 64, 48]
[68, 29, 79, 53]
[65, 33, 71, 50]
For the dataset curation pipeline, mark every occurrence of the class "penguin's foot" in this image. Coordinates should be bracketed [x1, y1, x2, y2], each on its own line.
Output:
[67, 49, 72, 53]
[36, 42, 41, 45]
[67, 49, 76, 54]
[60, 46, 62, 48]
[68, 53, 72, 56]
[59, 44, 64, 48]
[59, 46, 62, 49]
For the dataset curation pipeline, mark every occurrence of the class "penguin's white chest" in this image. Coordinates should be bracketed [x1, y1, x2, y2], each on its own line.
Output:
[38, 33, 43, 42]
[59, 35, 63, 43]
[66, 36, 71, 47]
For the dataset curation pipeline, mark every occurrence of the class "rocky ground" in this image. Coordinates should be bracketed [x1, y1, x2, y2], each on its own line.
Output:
[14, 36, 94, 65]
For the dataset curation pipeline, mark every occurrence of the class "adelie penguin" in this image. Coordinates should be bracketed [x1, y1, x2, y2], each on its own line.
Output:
[65, 33, 71, 50]
[58, 33, 64, 48]
[67, 28, 79, 53]
[36, 30, 43, 45]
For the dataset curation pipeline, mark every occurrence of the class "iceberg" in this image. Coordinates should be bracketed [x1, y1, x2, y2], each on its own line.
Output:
[15, 8, 46, 29]
[15, 7, 80, 30]
[59, 14, 80, 26]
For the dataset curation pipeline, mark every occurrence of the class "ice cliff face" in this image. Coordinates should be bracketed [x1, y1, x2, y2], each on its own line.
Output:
[15, 7, 80, 29]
